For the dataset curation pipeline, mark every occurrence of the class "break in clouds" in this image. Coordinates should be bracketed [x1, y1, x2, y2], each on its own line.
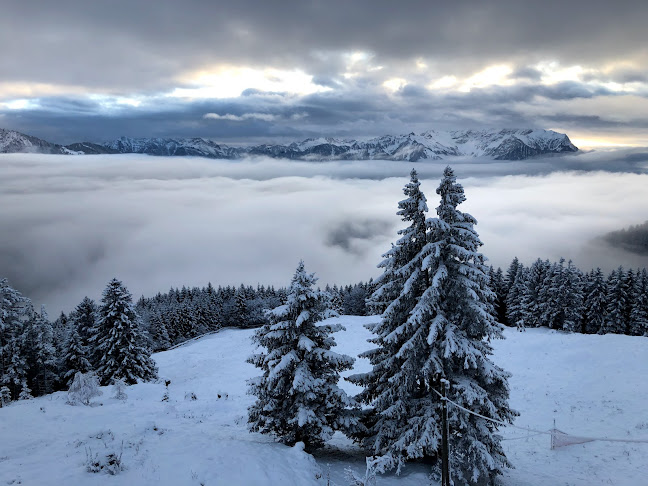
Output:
[2, 150, 648, 314]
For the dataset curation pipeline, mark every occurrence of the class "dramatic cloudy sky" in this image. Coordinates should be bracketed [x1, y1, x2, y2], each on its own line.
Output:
[1, 0, 648, 146]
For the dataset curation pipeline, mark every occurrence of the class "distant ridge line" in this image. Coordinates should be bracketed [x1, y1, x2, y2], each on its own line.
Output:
[0, 127, 578, 161]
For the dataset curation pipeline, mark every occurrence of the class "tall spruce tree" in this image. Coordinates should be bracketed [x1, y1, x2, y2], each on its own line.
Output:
[525, 259, 551, 328]
[560, 260, 584, 332]
[351, 167, 515, 484]
[629, 269, 648, 336]
[583, 268, 608, 334]
[488, 266, 508, 325]
[364, 169, 428, 318]
[25, 305, 57, 396]
[601, 267, 628, 334]
[348, 169, 431, 465]
[505, 257, 521, 296]
[247, 261, 361, 451]
[1, 280, 29, 399]
[506, 266, 528, 330]
[92, 278, 158, 385]
[71, 297, 97, 350]
[63, 326, 92, 385]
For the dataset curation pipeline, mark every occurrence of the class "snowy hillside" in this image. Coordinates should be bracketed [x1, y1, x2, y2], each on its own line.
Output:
[0, 128, 71, 155]
[1, 317, 646, 486]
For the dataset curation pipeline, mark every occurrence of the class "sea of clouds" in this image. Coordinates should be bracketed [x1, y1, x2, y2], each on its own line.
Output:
[2, 149, 648, 314]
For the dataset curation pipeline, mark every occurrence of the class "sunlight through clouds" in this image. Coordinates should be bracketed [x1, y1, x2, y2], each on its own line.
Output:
[169, 66, 331, 99]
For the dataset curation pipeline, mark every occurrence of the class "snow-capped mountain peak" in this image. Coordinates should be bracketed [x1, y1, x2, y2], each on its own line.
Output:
[0, 127, 578, 161]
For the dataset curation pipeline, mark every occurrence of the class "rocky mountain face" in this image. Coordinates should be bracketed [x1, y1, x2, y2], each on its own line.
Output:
[0, 128, 70, 154]
[1, 128, 578, 161]
[93, 129, 578, 161]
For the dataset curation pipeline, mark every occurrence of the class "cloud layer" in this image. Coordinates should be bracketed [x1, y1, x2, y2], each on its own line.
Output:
[1, 1, 647, 146]
[1, 152, 647, 315]
[2, 1, 647, 89]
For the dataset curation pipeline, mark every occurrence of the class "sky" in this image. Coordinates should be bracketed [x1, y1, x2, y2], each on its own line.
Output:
[1, 0, 648, 147]
[2, 152, 648, 314]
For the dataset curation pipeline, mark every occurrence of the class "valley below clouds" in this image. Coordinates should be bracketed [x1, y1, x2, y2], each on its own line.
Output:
[2, 150, 648, 314]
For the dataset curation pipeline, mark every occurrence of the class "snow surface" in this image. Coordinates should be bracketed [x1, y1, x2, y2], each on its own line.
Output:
[1, 317, 647, 485]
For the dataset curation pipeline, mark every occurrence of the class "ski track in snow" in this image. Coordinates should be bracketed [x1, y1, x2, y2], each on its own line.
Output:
[1, 318, 647, 485]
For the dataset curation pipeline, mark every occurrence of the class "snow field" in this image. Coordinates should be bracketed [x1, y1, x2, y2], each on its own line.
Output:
[1, 318, 647, 485]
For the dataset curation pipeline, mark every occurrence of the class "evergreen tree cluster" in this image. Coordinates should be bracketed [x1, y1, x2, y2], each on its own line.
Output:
[0, 277, 157, 406]
[348, 168, 516, 485]
[248, 168, 517, 485]
[492, 258, 648, 335]
[135, 283, 284, 351]
[603, 220, 648, 255]
[1, 279, 55, 403]
[136, 281, 377, 352]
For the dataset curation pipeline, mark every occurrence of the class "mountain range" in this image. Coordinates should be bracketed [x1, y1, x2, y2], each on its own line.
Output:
[0, 127, 578, 161]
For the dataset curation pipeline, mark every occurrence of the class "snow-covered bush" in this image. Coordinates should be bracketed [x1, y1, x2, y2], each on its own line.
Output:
[111, 378, 127, 401]
[344, 457, 382, 486]
[85, 446, 124, 475]
[67, 372, 102, 406]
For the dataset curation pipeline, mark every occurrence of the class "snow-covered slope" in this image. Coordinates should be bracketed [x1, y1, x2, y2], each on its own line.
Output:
[103, 137, 240, 158]
[0, 128, 71, 154]
[1, 318, 646, 486]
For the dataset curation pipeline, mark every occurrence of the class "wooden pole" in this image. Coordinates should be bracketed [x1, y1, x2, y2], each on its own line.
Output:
[441, 379, 450, 486]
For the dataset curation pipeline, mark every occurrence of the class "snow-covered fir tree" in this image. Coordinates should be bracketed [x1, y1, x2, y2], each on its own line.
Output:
[364, 169, 428, 317]
[488, 266, 507, 324]
[541, 259, 566, 330]
[25, 305, 57, 396]
[629, 269, 648, 336]
[111, 378, 128, 400]
[583, 268, 608, 334]
[350, 167, 516, 484]
[71, 297, 97, 350]
[234, 286, 250, 327]
[63, 325, 92, 386]
[0, 385, 10, 407]
[524, 258, 552, 328]
[19, 381, 33, 400]
[91, 278, 158, 385]
[0, 279, 29, 400]
[601, 267, 628, 334]
[247, 261, 361, 451]
[505, 256, 521, 295]
[560, 260, 584, 332]
[506, 266, 528, 330]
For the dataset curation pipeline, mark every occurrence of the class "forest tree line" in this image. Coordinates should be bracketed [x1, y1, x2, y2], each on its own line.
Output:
[1, 257, 646, 406]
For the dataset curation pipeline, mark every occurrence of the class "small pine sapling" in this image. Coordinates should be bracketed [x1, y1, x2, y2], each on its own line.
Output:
[0, 386, 11, 407]
[19, 382, 33, 400]
[111, 378, 128, 401]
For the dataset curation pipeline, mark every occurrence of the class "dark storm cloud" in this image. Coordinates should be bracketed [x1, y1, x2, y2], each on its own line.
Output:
[1, 0, 647, 92]
[2, 77, 631, 144]
[510, 67, 543, 81]
[324, 219, 395, 256]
